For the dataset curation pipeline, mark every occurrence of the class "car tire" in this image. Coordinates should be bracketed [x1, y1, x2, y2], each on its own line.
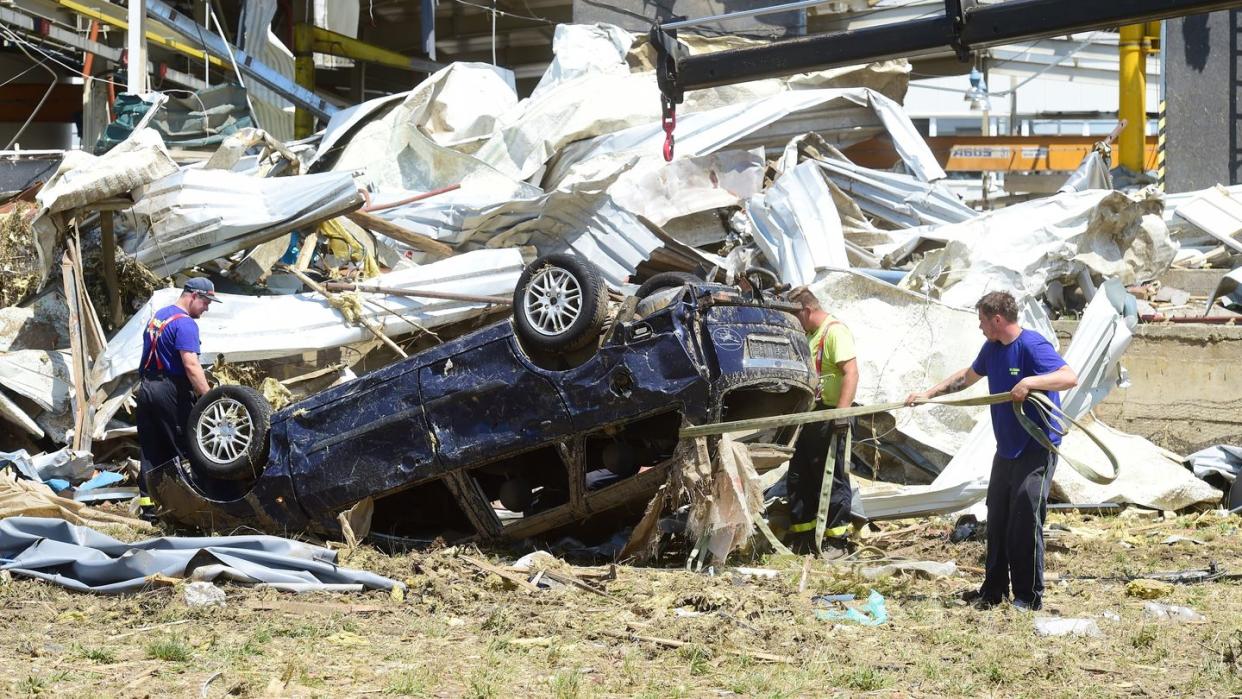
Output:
[513, 253, 609, 354]
[186, 384, 272, 481]
[635, 272, 703, 299]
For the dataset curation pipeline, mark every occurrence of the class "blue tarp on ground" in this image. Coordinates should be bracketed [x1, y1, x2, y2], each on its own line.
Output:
[0, 517, 402, 594]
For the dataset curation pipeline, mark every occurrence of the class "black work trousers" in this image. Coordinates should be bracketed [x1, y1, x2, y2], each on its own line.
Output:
[786, 419, 853, 535]
[135, 374, 194, 497]
[981, 444, 1056, 609]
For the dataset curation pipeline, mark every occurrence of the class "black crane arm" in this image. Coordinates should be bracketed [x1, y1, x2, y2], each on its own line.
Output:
[652, 0, 1242, 105]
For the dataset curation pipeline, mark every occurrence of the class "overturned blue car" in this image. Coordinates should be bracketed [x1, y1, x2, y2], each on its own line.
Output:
[148, 254, 817, 544]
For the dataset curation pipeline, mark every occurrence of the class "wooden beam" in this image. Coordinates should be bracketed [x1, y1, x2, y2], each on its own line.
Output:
[99, 210, 121, 329]
[60, 239, 93, 452]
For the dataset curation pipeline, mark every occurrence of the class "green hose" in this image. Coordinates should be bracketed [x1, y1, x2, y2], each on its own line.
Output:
[680, 392, 1119, 485]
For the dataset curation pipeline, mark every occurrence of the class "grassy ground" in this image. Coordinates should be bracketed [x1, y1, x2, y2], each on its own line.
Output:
[1, 510, 1239, 698]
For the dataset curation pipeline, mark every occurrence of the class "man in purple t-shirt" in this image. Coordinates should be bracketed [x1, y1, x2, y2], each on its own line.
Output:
[906, 291, 1077, 611]
[135, 278, 218, 516]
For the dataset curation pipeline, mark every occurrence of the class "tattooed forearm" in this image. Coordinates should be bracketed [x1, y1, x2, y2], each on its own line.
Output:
[934, 376, 967, 397]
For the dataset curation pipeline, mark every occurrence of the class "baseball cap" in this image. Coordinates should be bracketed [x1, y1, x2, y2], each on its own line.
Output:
[184, 277, 222, 302]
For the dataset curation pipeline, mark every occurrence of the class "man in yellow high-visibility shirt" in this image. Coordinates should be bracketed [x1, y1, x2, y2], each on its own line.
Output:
[785, 286, 860, 554]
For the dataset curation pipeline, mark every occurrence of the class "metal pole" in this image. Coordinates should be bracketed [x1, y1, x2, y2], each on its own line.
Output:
[660, 0, 828, 30]
[1118, 24, 1148, 172]
[293, 23, 315, 138]
[127, 0, 147, 93]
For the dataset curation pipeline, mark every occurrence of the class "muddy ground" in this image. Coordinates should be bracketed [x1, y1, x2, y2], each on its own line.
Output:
[1, 510, 1239, 698]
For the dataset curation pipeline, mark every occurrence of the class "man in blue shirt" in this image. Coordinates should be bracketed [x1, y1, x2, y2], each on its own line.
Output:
[906, 291, 1077, 611]
[135, 278, 218, 516]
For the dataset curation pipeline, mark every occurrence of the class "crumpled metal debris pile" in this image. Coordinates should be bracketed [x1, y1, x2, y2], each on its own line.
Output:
[0, 21, 1230, 561]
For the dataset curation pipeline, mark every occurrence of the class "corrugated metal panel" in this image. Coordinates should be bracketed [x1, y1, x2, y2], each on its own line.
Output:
[240, 0, 295, 142]
[96, 248, 526, 383]
[816, 158, 976, 228]
[546, 88, 944, 189]
[745, 161, 848, 285]
[130, 169, 363, 276]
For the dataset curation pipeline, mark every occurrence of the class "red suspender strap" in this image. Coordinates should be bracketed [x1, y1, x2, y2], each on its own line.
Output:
[813, 320, 842, 376]
[143, 312, 190, 372]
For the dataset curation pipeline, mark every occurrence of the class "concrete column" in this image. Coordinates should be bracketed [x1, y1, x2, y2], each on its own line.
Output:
[127, 0, 147, 93]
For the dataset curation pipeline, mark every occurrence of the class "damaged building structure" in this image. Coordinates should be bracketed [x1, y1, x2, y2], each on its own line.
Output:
[1, 0, 1241, 563]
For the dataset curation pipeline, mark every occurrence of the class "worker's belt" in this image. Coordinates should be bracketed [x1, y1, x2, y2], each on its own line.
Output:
[681, 392, 1119, 486]
[140, 373, 187, 381]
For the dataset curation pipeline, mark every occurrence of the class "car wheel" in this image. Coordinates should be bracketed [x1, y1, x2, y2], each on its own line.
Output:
[513, 253, 609, 353]
[186, 384, 272, 481]
[635, 272, 703, 299]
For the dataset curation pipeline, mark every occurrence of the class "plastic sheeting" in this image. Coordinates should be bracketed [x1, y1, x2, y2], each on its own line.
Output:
[1059, 150, 1113, 193]
[1051, 420, 1221, 511]
[901, 189, 1177, 308]
[327, 63, 523, 193]
[128, 168, 364, 276]
[0, 517, 400, 594]
[806, 271, 991, 459]
[0, 447, 92, 483]
[530, 24, 634, 99]
[94, 248, 525, 383]
[1187, 445, 1242, 486]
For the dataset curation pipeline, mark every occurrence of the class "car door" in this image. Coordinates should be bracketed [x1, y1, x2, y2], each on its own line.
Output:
[419, 338, 571, 470]
[286, 364, 437, 517]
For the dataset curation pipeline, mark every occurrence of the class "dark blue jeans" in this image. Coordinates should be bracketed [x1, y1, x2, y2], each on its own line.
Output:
[981, 444, 1056, 609]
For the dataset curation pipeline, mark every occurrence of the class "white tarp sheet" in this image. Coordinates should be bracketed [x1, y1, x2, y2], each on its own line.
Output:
[328, 62, 523, 193]
[1187, 445, 1242, 485]
[606, 148, 766, 227]
[806, 271, 992, 458]
[128, 168, 363, 276]
[1051, 420, 1221, 511]
[530, 23, 633, 99]
[94, 248, 525, 384]
[901, 189, 1177, 308]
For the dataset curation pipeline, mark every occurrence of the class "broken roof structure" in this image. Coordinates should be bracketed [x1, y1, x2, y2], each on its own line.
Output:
[0, 5, 1235, 563]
